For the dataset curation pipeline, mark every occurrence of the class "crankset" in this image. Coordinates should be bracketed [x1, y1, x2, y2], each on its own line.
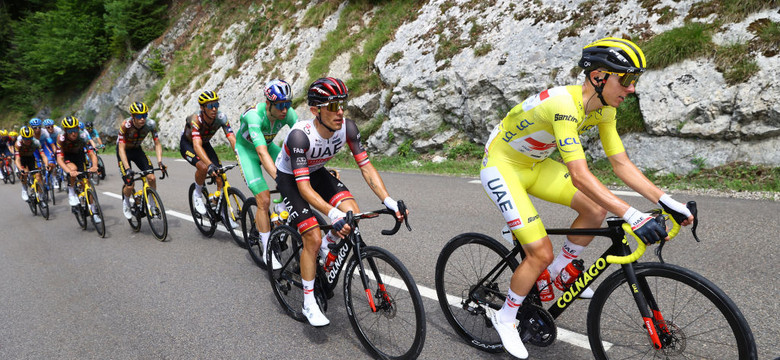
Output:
[517, 303, 557, 347]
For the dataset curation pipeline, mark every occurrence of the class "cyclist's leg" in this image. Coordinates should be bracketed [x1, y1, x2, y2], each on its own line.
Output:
[236, 141, 272, 248]
[180, 135, 208, 189]
[527, 159, 606, 283]
[202, 142, 222, 190]
[311, 168, 357, 253]
[131, 149, 155, 189]
[116, 148, 135, 199]
[277, 171, 329, 326]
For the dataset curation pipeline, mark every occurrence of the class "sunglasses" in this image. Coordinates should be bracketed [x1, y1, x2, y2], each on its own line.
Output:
[204, 102, 220, 110]
[601, 71, 642, 87]
[65, 128, 79, 134]
[133, 114, 148, 119]
[272, 101, 292, 111]
[31, 126, 41, 130]
[317, 100, 346, 112]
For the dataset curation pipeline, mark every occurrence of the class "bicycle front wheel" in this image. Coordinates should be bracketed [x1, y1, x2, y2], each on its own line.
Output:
[344, 246, 426, 360]
[241, 197, 265, 268]
[588, 262, 756, 360]
[36, 183, 49, 220]
[144, 187, 168, 241]
[47, 173, 56, 205]
[435, 233, 519, 353]
[87, 187, 106, 238]
[266, 225, 306, 322]
[188, 183, 216, 237]
[223, 187, 247, 248]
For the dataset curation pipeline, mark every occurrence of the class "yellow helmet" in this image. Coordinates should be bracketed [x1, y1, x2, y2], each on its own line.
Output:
[62, 116, 80, 129]
[0, 129, 7, 137]
[129, 101, 149, 115]
[197, 90, 219, 105]
[9, 131, 18, 138]
[579, 37, 646, 75]
[20, 126, 34, 139]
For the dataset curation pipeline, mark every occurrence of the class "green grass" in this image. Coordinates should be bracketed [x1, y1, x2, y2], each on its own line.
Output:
[615, 94, 645, 134]
[640, 22, 713, 69]
[714, 42, 760, 85]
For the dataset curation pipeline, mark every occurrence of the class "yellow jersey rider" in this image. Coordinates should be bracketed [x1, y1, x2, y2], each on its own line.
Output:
[480, 37, 695, 359]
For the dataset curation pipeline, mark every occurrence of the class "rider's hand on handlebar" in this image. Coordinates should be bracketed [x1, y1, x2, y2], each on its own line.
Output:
[624, 207, 668, 245]
[328, 207, 350, 238]
[123, 169, 135, 185]
[383, 196, 407, 222]
[657, 194, 694, 226]
[207, 163, 219, 177]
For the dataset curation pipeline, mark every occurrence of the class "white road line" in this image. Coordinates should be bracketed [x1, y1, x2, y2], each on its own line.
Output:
[469, 179, 640, 198]
[102, 190, 607, 351]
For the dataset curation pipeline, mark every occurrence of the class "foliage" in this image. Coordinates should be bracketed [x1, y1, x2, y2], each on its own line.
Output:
[104, 0, 168, 57]
[615, 94, 645, 134]
[640, 22, 713, 69]
[714, 42, 759, 85]
[446, 142, 483, 160]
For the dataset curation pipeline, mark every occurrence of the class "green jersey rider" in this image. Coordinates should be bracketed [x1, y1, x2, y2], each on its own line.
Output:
[235, 79, 297, 268]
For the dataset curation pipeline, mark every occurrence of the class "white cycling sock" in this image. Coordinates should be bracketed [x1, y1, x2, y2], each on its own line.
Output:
[260, 231, 270, 253]
[302, 278, 316, 307]
[549, 239, 585, 278]
[68, 186, 76, 196]
[497, 288, 525, 324]
[194, 183, 203, 195]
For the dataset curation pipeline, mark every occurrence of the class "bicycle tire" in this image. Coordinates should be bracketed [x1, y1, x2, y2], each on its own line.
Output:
[241, 197, 266, 268]
[127, 193, 142, 232]
[223, 187, 247, 248]
[97, 157, 106, 180]
[266, 225, 307, 322]
[87, 186, 106, 238]
[188, 183, 217, 237]
[435, 233, 520, 353]
[75, 204, 87, 230]
[37, 183, 49, 220]
[90, 171, 100, 186]
[587, 262, 756, 360]
[344, 246, 426, 360]
[47, 172, 56, 205]
[8, 167, 15, 184]
[144, 187, 168, 241]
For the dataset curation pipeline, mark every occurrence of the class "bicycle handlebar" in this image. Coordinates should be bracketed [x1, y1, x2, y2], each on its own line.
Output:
[129, 167, 168, 182]
[206, 164, 237, 185]
[606, 201, 698, 264]
[332, 200, 411, 236]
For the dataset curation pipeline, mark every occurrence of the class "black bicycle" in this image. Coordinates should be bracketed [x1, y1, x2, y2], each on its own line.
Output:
[187, 164, 246, 246]
[266, 201, 426, 359]
[240, 189, 327, 269]
[124, 167, 168, 241]
[434, 202, 756, 359]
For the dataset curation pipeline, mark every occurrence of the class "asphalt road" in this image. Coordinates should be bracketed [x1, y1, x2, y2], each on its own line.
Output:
[0, 155, 777, 359]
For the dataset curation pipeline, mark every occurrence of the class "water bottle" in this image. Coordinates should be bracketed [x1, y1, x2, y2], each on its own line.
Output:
[554, 259, 585, 291]
[536, 269, 554, 302]
[323, 249, 337, 272]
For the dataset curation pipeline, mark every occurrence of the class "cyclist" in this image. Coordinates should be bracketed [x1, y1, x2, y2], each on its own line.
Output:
[28, 118, 57, 173]
[118, 102, 165, 220]
[180, 90, 237, 225]
[236, 79, 297, 266]
[14, 126, 48, 201]
[0, 129, 11, 180]
[480, 37, 695, 359]
[84, 121, 104, 149]
[275, 77, 405, 327]
[42, 119, 63, 187]
[57, 116, 99, 219]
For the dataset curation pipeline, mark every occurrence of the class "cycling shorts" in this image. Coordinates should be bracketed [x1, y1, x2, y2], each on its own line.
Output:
[276, 167, 354, 235]
[235, 137, 270, 195]
[480, 157, 578, 245]
[62, 152, 87, 172]
[116, 147, 152, 176]
[179, 134, 220, 167]
[18, 156, 39, 171]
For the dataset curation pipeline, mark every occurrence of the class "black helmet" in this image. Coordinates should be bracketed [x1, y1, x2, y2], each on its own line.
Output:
[579, 37, 646, 74]
[307, 77, 348, 106]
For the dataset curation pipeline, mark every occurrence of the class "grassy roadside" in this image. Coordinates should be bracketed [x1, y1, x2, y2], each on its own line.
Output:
[102, 144, 779, 194]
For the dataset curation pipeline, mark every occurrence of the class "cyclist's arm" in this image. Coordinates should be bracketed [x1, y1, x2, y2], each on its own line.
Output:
[190, 115, 212, 167]
[86, 147, 98, 172]
[246, 112, 277, 179]
[566, 158, 630, 217]
[153, 138, 163, 164]
[256, 144, 276, 179]
[220, 114, 237, 150]
[117, 125, 132, 170]
[344, 120, 390, 201]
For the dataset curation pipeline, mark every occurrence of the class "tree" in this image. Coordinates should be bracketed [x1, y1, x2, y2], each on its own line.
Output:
[104, 0, 168, 57]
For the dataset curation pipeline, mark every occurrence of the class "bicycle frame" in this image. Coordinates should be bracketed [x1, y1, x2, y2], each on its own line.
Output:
[205, 166, 237, 222]
[470, 206, 697, 350]
[131, 169, 165, 216]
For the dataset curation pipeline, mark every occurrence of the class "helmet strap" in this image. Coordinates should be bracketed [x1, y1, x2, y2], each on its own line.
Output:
[315, 111, 337, 133]
[588, 71, 610, 106]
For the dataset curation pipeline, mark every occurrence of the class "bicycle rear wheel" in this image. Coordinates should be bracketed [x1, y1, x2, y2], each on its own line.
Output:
[223, 187, 247, 248]
[127, 194, 142, 232]
[75, 204, 88, 230]
[188, 183, 216, 237]
[241, 197, 265, 268]
[144, 187, 168, 241]
[46, 173, 56, 205]
[344, 246, 426, 360]
[87, 187, 106, 238]
[7, 166, 15, 184]
[266, 225, 306, 322]
[435, 233, 519, 353]
[588, 262, 756, 360]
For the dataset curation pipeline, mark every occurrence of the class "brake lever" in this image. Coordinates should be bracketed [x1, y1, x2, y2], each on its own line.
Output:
[399, 200, 412, 231]
[687, 201, 700, 242]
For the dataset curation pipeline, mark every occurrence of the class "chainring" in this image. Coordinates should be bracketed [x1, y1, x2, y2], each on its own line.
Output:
[517, 303, 557, 347]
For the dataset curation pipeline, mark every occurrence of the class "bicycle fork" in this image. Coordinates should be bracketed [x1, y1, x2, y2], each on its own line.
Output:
[621, 264, 668, 350]
[352, 230, 391, 313]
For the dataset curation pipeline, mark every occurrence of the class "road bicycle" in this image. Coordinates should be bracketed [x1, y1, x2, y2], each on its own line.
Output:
[42, 165, 57, 205]
[434, 202, 756, 359]
[23, 168, 49, 220]
[266, 201, 427, 359]
[187, 163, 246, 246]
[71, 171, 106, 238]
[86, 154, 105, 185]
[124, 167, 169, 241]
[241, 189, 328, 269]
[1, 155, 16, 184]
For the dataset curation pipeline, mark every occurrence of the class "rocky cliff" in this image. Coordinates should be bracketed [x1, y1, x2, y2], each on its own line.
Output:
[79, 0, 780, 174]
